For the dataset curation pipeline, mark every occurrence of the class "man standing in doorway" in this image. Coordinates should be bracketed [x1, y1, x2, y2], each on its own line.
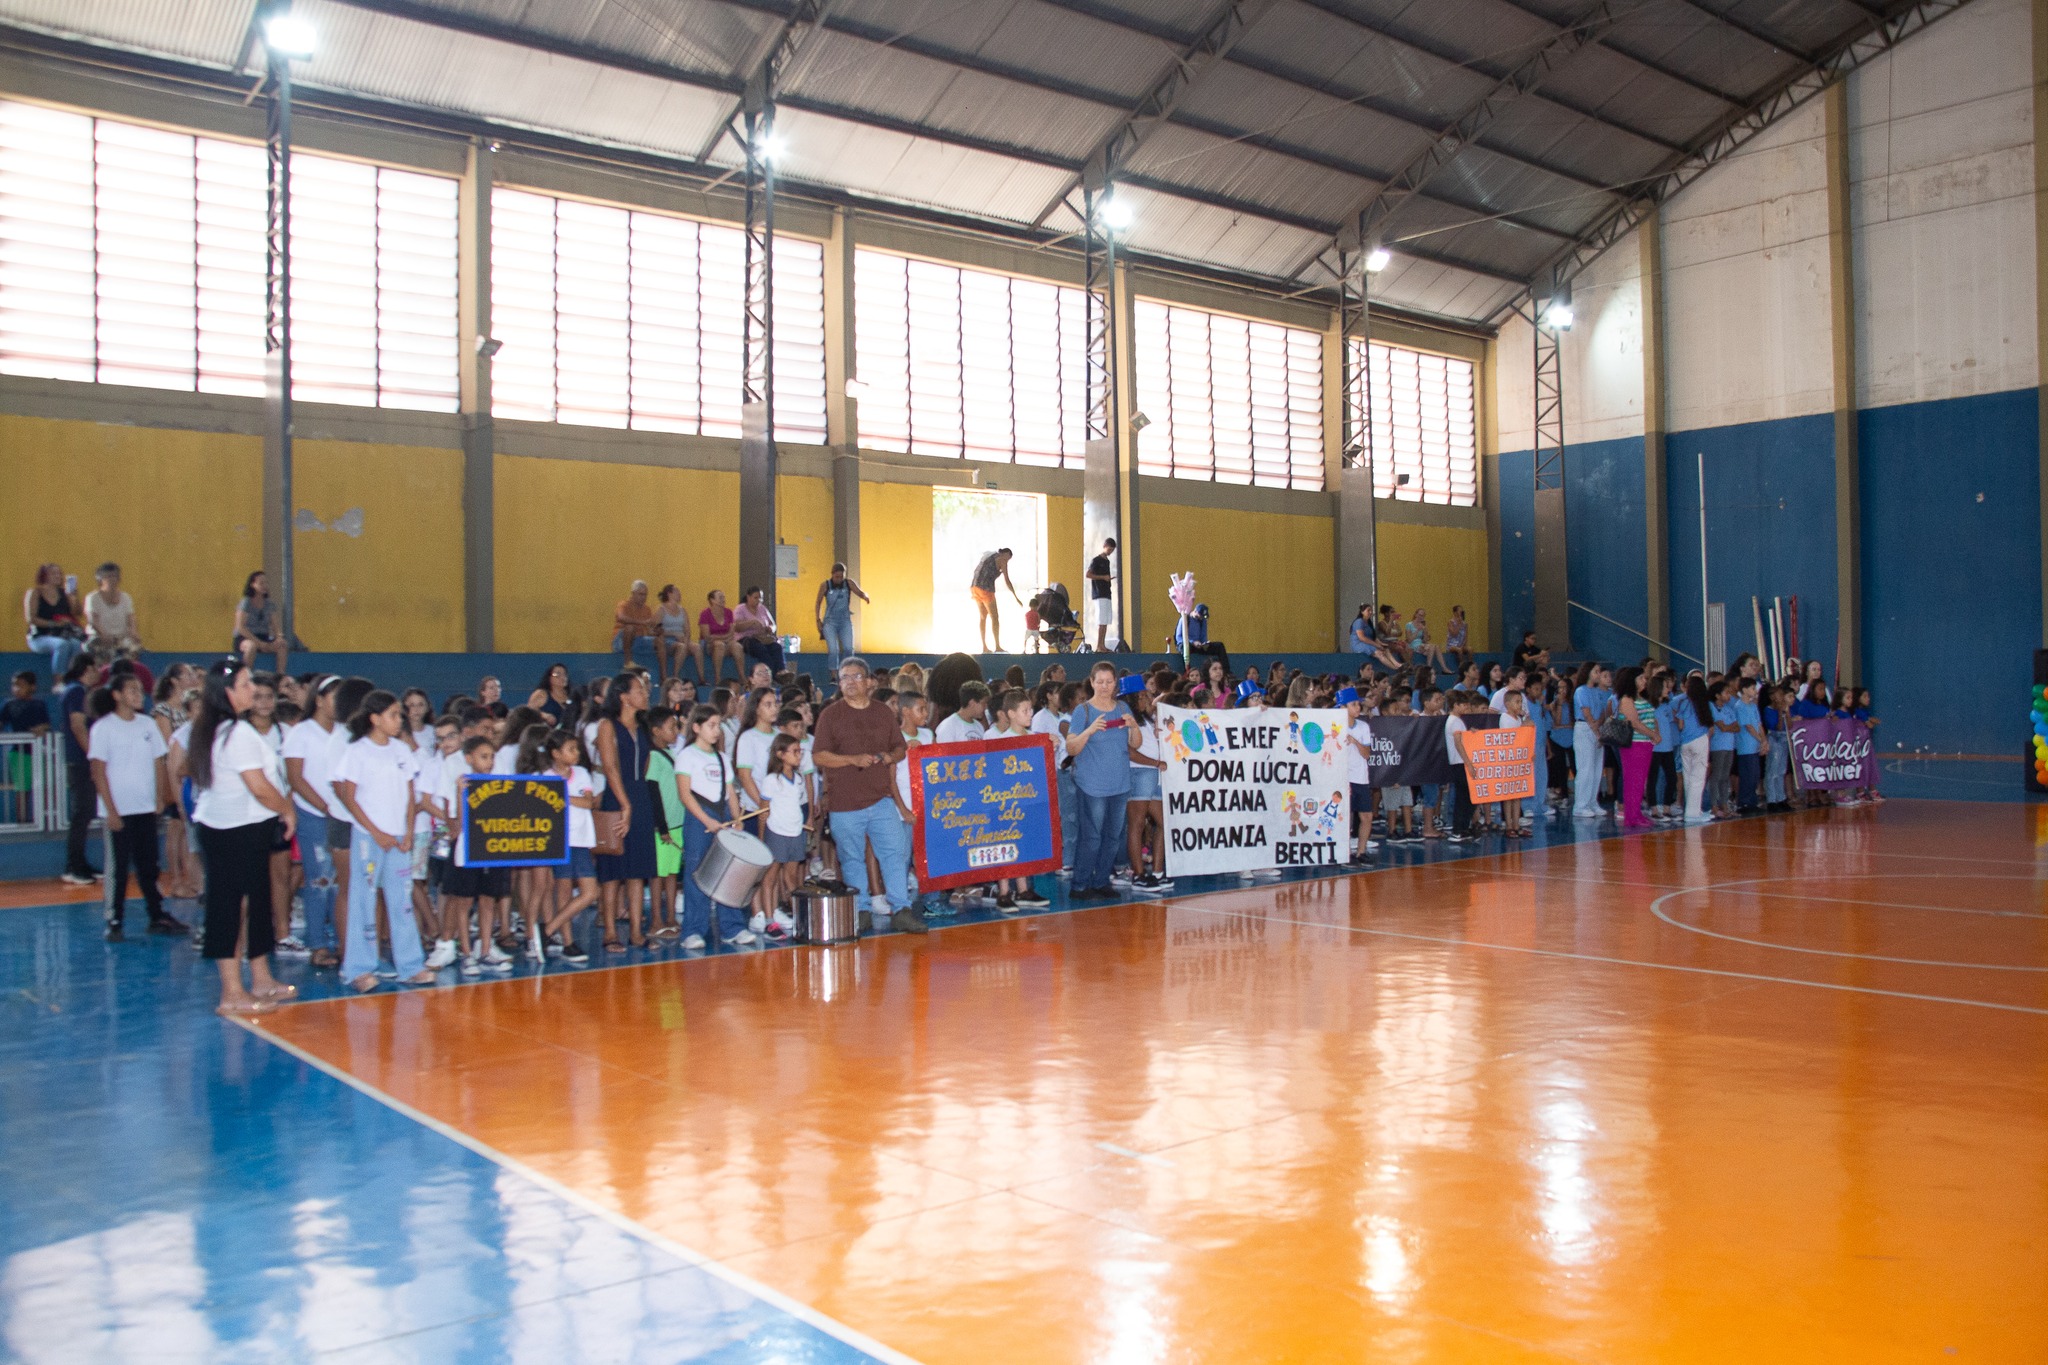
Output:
[1085, 538, 1117, 652]
[970, 548, 1024, 653]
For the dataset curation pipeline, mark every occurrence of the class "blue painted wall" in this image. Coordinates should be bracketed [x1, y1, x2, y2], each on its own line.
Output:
[1665, 413, 1839, 683]
[1500, 392, 2039, 756]
[1495, 437, 1648, 666]
[1861, 388, 2040, 754]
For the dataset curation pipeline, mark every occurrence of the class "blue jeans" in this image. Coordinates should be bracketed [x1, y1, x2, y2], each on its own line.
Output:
[821, 615, 853, 673]
[1057, 768, 1079, 872]
[1572, 724, 1604, 815]
[682, 797, 749, 943]
[610, 632, 655, 662]
[742, 636, 787, 674]
[296, 808, 339, 951]
[27, 633, 77, 683]
[1765, 732, 1790, 803]
[1073, 789, 1128, 891]
[828, 798, 909, 912]
[342, 825, 423, 981]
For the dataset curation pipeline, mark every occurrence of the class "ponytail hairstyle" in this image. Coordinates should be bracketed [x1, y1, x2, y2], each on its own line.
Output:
[186, 660, 249, 789]
[329, 677, 377, 737]
[1685, 675, 1714, 728]
[346, 689, 401, 741]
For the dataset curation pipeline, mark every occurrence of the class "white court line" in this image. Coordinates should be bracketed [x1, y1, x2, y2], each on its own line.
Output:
[235, 1020, 922, 1365]
[1685, 834, 2048, 869]
[1158, 895, 2048, 1017]
[1451, 864, 2048, 919]
[1651, 878, 2048, 971]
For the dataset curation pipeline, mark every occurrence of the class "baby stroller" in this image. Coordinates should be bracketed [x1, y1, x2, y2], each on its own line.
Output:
[1026, 583, 1080, 653]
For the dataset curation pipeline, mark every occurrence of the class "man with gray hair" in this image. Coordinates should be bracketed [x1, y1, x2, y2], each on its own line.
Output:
[812, 656, 924, 934]
[613, 579, 657, 662]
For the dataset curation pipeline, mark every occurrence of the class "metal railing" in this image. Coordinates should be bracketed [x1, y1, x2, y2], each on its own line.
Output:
[0, 732, 66, 834]
[1566, 600, 1706, 666]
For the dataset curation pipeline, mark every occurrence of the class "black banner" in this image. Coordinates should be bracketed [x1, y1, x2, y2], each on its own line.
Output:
[1363, 714, 1497, 789]
[459, 774, 569, 868]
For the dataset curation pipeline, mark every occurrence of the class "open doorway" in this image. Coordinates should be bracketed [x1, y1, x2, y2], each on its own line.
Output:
[932, 487, 1045, 653]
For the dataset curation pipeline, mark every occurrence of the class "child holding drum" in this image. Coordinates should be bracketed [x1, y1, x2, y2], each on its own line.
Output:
[755, 735, 810, 940]
[675, 703, 754, 950]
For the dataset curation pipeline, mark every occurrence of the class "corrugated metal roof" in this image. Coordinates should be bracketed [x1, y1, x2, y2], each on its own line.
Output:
[0, 0, 1913, 326]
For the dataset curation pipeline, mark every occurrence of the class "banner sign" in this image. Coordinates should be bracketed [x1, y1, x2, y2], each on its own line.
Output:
[910, 734, 1062, 891]
[458, 774, 568, 868]
[1363, 714, 1455, 789]
[1454, 726, 1537, 802]
[1159, 705, 1349, 876]
[1789, 717, 1876, 790]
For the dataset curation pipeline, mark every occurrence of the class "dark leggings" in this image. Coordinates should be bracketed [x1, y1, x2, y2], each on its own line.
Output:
[198, 819, 278, 961]
[105, 811, 164, 921]
[1648, 751, 1679, 808]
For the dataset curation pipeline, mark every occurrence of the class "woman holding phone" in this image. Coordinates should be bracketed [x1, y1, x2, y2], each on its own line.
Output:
[1066, 660, 1140, 902]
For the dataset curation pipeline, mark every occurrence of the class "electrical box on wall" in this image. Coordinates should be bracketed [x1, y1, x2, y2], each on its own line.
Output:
[774, 544, 800, 580]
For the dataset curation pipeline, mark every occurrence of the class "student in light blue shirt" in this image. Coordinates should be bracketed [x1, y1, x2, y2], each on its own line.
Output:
[1647, 676, 1679, 819]
[1707, 680, 1738, 816]
[1570, 662, 1614, 819]
[1733, 678, 1764, 811]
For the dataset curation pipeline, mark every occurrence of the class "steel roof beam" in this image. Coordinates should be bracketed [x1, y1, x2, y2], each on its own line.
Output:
[1670, 0, 1819, 63]
[1284, 0, 1633, 281]
[1027, 0, 1279, 227]
[1289, 0, 1687, 155]
[1488, 0, 1749, 105]
[1487, 0, 1979, 326]
[1031, 0, 1622, 197]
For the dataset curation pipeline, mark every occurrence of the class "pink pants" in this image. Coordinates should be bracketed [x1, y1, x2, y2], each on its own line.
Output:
[1620, 742, 1653, 828]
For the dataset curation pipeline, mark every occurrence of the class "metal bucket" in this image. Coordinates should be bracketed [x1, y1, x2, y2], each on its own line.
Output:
[791, 881, 860, 945]
[693, 829, 773, 906]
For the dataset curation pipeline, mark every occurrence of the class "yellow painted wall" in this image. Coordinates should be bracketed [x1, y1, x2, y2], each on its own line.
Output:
[1376, 522, 1492, 657]
[1046, 494, 1083, 597]
[855, 481, 934, 653]
[1136, 504, 1335, 654]
[293, 440, 465, 650]
[494, 457, 834, 653]
[0, 414, 261, 650]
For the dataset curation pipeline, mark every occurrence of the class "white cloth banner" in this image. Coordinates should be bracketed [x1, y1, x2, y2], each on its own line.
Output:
[1158, 705, 1350, 877]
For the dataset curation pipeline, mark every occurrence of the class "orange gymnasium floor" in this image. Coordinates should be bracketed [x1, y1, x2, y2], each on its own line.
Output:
[246, 799, 2048, 1364]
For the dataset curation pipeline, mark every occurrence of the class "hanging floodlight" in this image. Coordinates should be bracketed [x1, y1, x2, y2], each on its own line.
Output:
[1096, 194, 1133, 230]
[1365, 247, 1391, 273]
[263, 13, 317, 58]
[1544, 299, 1574, 330]
[753, 128, 788, 163]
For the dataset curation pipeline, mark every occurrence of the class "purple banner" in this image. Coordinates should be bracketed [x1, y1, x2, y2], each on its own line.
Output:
[1789, 718, 1876, 790]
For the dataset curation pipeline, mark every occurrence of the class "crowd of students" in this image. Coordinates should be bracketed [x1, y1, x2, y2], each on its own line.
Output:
[16, 613, 1879, 1016]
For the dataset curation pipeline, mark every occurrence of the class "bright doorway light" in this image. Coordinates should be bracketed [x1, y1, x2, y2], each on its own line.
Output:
[932, 487, 1045, 654]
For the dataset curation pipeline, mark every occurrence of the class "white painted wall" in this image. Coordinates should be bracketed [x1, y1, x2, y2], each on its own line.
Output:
[1662, 99, 1837, 432]
[1559, 235, 1646, 445]
[1849, 0, 2037, 408]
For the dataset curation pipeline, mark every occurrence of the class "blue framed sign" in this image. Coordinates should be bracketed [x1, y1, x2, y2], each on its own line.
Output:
[909, 735, 1062, 890]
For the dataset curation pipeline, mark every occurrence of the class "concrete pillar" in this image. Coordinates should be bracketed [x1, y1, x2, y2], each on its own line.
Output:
[1640, 208, 1670, 660]
[1825, 80, 1861, 684]
[2035, 0, 2048, 641]
[457, 139, 494, 652]
[822, 208, 861, 647]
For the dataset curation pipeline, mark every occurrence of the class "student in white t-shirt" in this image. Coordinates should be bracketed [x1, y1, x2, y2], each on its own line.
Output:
[754, 734, 811, 938]
[674, 703, 747, 951]
[332, 690, 430, 993]
[536, 730, 599, 962]
[1442, 690, 1478, 845]
[988, 688, 1052, 910]
[88, 670, 180, 938]
[1337, 686, 1377, 862]
[189, 663, 298, 1016]
[934, 681, 989, 745]
[281, 677, 347, 966]
[732, 686, 781, 818]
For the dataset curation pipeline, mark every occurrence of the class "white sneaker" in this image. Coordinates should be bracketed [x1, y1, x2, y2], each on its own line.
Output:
[458, 955, 482, 977]
[273, 936, 310, 959]
[869, 895, 890, 915]
[524, 934, 546, 962]
[1110, 872, 1134, 887]
[748, 910, 769, 935]
[482, 945, 512, 966]
[681, 933, 707, 950]
[723, 929, 758, 947]
[422, 940, 457, 971]
[771, 908, 797, 931]
[483, 953, 513, 974]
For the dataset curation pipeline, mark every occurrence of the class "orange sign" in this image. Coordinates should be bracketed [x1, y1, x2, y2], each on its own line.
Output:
[1455, 727, 1537, 803]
